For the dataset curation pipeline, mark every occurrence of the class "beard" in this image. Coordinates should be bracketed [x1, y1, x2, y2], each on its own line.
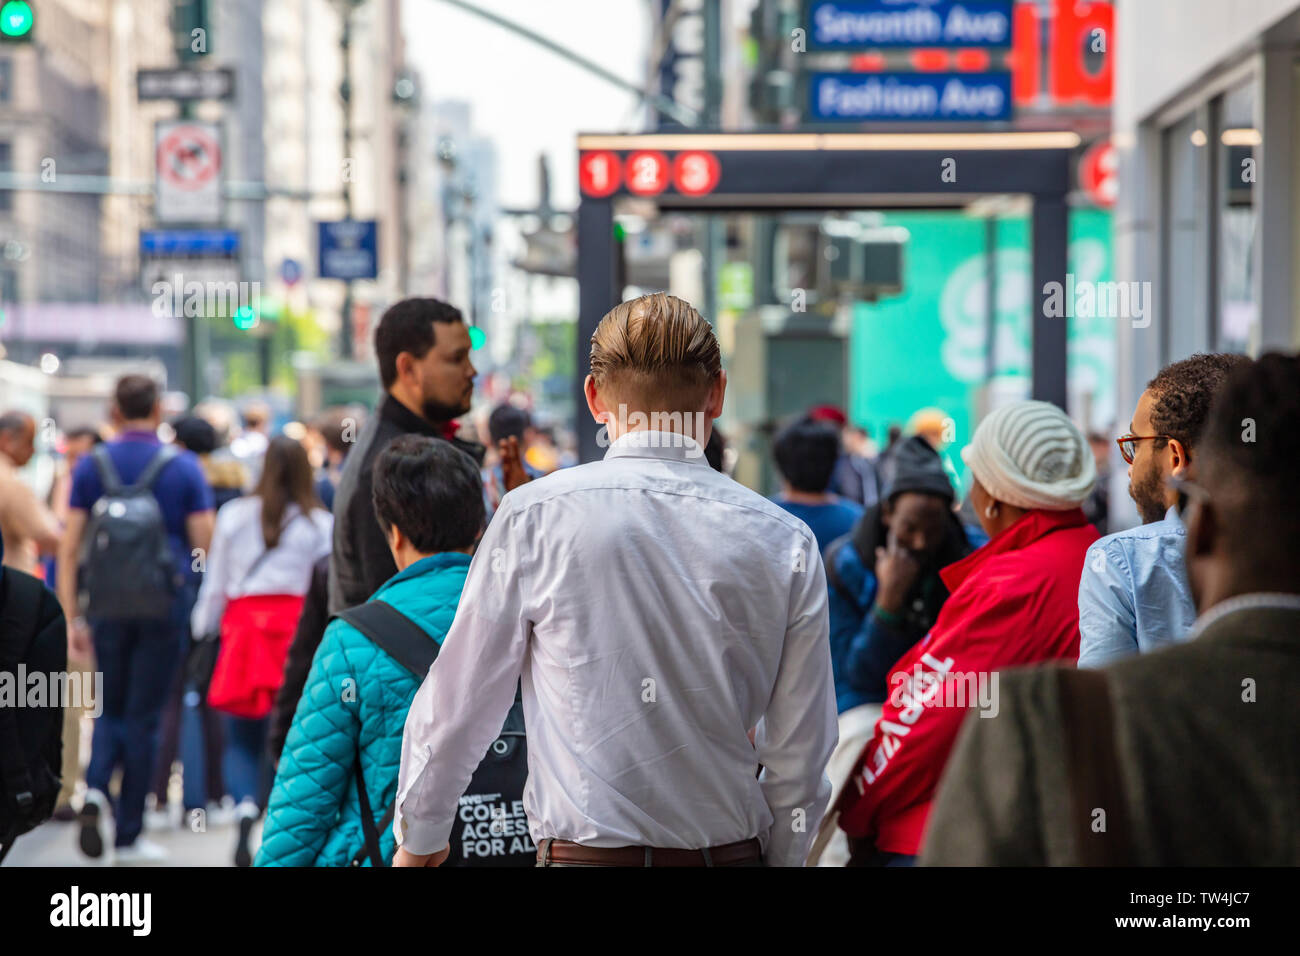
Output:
[421, 394, 471, 424]
[1128, 460, 1168, 524]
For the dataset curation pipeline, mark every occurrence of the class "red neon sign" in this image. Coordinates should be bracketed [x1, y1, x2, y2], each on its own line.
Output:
[579, 151, 621, 198]
[625, 151, 670, 196]
[672, 151, 721, 196]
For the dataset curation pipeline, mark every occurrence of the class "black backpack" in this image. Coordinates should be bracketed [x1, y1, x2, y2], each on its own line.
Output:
[0, 568, 67, 864]
[78, 444, 182, 620]
[337, 600, 532, 867]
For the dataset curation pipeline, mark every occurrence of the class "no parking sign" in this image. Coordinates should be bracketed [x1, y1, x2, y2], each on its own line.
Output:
[155, 120, 223, 223]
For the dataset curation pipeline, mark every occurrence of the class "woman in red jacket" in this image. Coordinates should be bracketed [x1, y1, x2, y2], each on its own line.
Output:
[832, 400, 1099, 865]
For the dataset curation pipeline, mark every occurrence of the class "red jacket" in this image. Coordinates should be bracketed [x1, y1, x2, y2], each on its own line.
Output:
[837, 508, 1099, 855]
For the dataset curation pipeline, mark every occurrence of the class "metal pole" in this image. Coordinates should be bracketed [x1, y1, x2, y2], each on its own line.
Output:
[339, 5, 355, 359]
[576, 197, 615, 463]
[701, 0, 723, 325]
[985, 215, 998, 382]
[1031, 195, 1069, 410]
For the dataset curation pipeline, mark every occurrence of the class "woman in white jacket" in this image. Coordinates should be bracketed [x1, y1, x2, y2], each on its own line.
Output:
[190, 435, 332, 865]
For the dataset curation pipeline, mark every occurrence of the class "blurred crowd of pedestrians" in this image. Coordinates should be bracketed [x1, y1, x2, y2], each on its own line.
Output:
[2, 291, 1296, 868]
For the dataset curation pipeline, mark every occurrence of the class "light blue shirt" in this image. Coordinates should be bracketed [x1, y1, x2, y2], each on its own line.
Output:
[1077, 506, 1197, 668]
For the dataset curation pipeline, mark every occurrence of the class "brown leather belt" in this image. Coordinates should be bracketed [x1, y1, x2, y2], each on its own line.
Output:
[537, 837, 762, 867]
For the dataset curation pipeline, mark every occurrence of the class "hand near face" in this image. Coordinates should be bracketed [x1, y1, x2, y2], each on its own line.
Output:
[499, 436, 531, 492]
[874, 528, 922, 614]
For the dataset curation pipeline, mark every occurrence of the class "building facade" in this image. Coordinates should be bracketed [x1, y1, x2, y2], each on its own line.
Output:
[1112, 0, 1300, 521]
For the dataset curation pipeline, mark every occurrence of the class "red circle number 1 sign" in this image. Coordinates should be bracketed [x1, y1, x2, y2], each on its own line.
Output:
[579, 151, 621, 198]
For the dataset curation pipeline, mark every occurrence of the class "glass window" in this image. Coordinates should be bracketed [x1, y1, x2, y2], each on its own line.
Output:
[1216, 81, 1258, 353]
[1163, 111, 1211, 361]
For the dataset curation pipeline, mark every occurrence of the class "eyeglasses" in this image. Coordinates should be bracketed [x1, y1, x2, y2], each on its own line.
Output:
[1115, 433, 1172, 465]
[1166, 475, 1210, 520]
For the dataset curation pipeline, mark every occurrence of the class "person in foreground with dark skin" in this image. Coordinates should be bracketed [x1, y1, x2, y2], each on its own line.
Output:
[922, 352, 1300, 866]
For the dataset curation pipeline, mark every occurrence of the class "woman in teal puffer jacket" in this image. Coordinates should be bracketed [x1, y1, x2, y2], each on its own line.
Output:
[255, 434, 483, 866]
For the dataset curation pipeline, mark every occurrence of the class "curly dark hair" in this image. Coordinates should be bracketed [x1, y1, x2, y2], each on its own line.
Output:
[1146, 353, 1249, 452]
[1199, 352, 1300, 568]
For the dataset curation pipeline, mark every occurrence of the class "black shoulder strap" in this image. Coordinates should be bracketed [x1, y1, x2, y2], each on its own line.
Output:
[337, 599, 438, 867]
[129, 444, 180, 493]
[337, 600, 440, 679]
[0, 572, 45, 822]
[90, 445, 124, 497]
[1058, 668, 1132, 866]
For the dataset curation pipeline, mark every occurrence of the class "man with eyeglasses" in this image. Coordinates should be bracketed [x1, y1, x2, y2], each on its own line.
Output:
[921, 352, 1300, 866]
[1076, 353, 1246, 668]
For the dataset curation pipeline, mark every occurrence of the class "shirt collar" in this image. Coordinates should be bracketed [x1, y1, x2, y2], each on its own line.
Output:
[1164, 504, 1183, 526]
[941, 507, 1089, 592]
[1184, 591, 1300, 642]
[118, 429, 160, 443]
[603, 429, 709, 465]
[376, 551, 472, 596]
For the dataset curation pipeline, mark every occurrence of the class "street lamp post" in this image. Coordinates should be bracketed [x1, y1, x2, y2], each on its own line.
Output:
[335, 0, 365, 359]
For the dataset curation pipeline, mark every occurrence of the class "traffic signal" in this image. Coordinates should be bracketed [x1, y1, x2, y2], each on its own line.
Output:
[232, 304, 259, 330]
[0, 2, 34, 42]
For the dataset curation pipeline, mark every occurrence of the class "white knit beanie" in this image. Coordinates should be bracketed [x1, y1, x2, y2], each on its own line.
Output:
[960, 400, 1096, 510]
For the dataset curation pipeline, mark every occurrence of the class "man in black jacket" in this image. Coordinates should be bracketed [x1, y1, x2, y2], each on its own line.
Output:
[328, 298, 486, 614]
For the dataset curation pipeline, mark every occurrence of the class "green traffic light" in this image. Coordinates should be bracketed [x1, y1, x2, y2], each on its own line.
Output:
[0, 2, 33, 38]
[233, 305, 259, 330]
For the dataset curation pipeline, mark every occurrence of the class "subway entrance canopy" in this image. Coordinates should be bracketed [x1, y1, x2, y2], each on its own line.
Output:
[574, 129, 1081, 462]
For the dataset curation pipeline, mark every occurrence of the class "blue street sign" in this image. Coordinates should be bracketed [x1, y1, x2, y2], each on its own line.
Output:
[809, 71, 1012, 121]
[804, 0, 1015, 50]
[280, 257, 303, 286]
[317, 220, 378, 280]
[139, 228, 240, 258]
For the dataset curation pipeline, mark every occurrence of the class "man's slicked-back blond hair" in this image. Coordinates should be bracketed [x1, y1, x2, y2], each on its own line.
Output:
[589, 293, 721, 410]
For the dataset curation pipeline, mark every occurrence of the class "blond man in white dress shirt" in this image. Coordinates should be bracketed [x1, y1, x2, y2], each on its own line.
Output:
[393, 292, 837, 868]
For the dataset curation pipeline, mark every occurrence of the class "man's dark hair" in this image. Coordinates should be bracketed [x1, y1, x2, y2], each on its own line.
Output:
[374, 297, 464, 390]
[64, 426, 103, 445]
[372, 434, 484, 553]
[1147, 353, 1249, 452]
[488, 403, 531, 446]
[171, 415, 218, 455]
[773, 418, 840, 493]
[312, 407, 356, 456]
[0, 410, 31, 438]
[115, 374, 159, 421]
[1199, 352, 1300, 569]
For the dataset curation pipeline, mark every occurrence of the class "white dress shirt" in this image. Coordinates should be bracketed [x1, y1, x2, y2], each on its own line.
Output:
[395, 429, 837, 867]
[190, 496, 333, 637]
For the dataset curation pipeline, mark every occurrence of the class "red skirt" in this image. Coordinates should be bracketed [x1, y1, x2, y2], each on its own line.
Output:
[207, 593, 305, 719]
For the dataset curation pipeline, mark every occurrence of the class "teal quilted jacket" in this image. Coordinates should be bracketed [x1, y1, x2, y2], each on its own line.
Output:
[255, 551, 470, 867]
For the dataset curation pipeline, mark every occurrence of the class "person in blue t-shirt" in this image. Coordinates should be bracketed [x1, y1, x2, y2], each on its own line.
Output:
[770, 417, 864, 553]
[57, 374, 215, 864]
